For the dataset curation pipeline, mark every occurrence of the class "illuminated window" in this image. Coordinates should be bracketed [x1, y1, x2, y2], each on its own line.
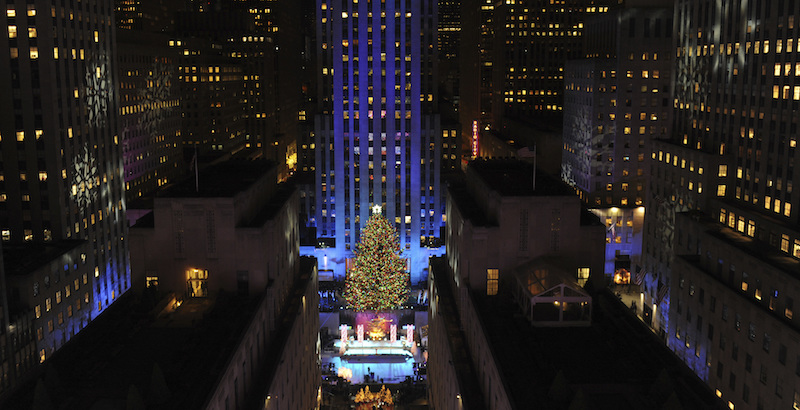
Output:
[577, 268, 590, 287]
[717, 185, 726, 196]
[781, 234, 790, 253]
[487, 269, 499, 295]
[7, 25, 16, 38]
[34, 305, 41, 318]
[718, 165, 727, 177]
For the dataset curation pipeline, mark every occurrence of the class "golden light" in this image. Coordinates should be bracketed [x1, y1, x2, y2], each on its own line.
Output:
[337, 367, 353, 381]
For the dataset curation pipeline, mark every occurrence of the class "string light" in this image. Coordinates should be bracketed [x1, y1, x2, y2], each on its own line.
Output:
[343, 212, 410, 311]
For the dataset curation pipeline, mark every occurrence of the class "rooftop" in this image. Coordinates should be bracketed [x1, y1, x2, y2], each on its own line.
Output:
[158, 158, 274, 198]
[680, 209, 800, 275]
[246, 181, 297, 227]
[2, 290, 264, 409]
[445, 174, 492, 227]
[2, 240, 86, 277]
[468, 158, 575, 197]
[470, 283, 725, 409]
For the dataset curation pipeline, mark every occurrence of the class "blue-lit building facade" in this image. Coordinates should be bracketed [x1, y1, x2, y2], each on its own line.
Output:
[313, 0, 441, 283]
[0, 0, 131, 369]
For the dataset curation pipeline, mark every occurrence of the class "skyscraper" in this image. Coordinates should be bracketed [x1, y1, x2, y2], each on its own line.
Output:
[562, 3, 673, 279]
[314, 0, 441, 282]
[643, 2, 800, 408]
[0, 0, 130, 360]
[460, 0, 614, 143]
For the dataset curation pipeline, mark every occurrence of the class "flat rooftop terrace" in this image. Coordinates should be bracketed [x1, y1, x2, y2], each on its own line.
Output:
[1, 291, 263, 410]
[471, 285, 726, 409]
[468, 158, 575, 197]
[2, 240, 86, 277]
[159, 158, 274, 198]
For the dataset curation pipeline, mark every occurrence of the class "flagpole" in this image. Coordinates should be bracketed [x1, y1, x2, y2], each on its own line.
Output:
[194, 145, 199, 193]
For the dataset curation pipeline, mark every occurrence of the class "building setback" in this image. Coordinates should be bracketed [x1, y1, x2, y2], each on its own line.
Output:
[460, 0, 615, 142]
[128, 159, 298, 299]
[0, 0, 132, 389]
[562, 3, 673, 280]
[428, 159, 722, 409]
[642, 1, 800, 409]
[314, 0, 441, 282]
[116, 30, 183, 199]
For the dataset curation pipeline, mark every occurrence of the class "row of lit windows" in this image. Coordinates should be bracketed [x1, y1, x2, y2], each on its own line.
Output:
[1, 229, 52, 241]
[720, 205, 797, 257]
[681, 37, 800, 59]
[120, 100, 178, 115]
[8, 24, 100, 42]
[594, 196, 642, 206]
[653, 150, 705, 175]
[8, 46, 93, 60]
[6, 6, 36, 17]
[343, 110, 413, 119]
[720, 209, 756, 238]
[772, 85, 800, 101]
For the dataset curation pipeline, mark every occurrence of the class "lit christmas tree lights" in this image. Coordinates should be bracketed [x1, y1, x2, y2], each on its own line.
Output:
[343, 206, 410, 311]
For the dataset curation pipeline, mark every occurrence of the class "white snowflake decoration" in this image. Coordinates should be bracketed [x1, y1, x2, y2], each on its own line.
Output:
[139, 59, 174, 136]
[84, 55, 111, 127]
[72, 145, 98, 211]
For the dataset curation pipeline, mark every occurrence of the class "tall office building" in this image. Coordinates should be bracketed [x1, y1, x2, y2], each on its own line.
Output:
[643, 1, 800, 408]
[314, 0, 441, 282]
[0, 0, 131, 363]
[175, 1, 306, 181]
[562, 3, 673, 279]
[460, 0, 613, 146]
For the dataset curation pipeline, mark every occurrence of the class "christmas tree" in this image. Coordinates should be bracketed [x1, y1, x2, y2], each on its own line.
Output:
[343, 206, 410, 311]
